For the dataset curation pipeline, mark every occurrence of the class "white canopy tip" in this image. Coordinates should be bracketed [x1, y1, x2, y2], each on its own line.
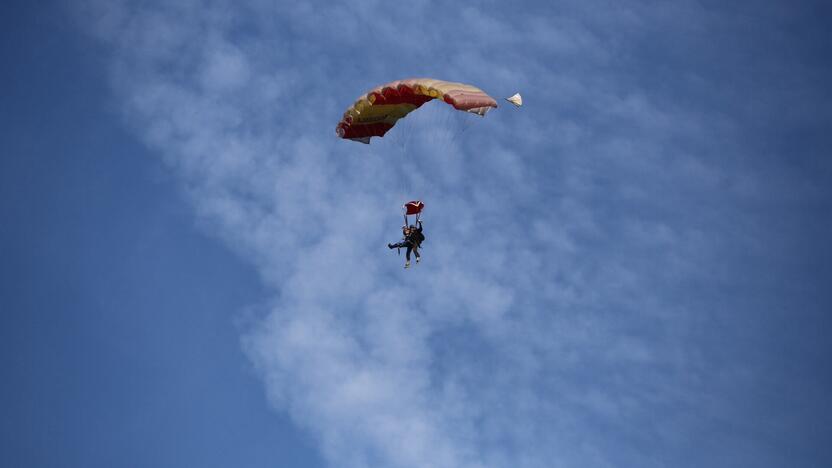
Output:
[505, 93, 523, 107]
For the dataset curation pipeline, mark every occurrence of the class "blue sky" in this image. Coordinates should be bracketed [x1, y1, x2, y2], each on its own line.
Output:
[2, 1, 831, 467]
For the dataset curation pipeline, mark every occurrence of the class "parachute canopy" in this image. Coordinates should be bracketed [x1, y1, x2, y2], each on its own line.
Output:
[336, 78, 498, 144]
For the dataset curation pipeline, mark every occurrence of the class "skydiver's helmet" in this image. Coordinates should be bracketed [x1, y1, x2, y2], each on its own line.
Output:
[409, 225, 416, 230]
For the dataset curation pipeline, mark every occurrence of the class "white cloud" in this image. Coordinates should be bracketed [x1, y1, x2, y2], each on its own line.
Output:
[79, 0, 799, 467]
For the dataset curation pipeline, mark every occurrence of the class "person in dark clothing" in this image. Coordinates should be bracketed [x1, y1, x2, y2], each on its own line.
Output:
[388, 220, 424, 268]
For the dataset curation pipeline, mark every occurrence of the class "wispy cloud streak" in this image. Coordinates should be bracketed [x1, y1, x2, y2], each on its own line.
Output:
[80, 1, 832, 467]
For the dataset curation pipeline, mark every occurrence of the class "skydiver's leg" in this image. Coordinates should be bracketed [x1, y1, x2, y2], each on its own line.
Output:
[388, 242, 407, 249]
[405, 245, 413, 261]
[413, 246, 420, 262]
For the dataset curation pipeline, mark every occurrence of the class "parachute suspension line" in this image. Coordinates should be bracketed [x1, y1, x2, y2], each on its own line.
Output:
[335, 78, 501, 208]
[440, 104, 456, 146]
[402, 175, 413, 204]
[400, 142, 415, 208]
[448, 112, 477, 146]
[395, 116, 412, 158]
[403, 212, 420, 227]
[402, 114, 416, 156]
[425, 104, 450, 163]
[387, 108, 413, 201]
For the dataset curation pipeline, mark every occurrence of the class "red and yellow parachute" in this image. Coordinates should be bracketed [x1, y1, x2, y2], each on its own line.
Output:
[336, 78, 499, 144]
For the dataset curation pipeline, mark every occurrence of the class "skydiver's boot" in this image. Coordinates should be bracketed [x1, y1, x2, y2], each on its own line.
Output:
[404, 261, 410, 269]
[416, 256, 421, 264]
[388, 243, 395, 249]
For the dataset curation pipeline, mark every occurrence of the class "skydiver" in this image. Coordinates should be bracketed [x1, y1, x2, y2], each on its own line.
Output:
[387, 220, 424, 268]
